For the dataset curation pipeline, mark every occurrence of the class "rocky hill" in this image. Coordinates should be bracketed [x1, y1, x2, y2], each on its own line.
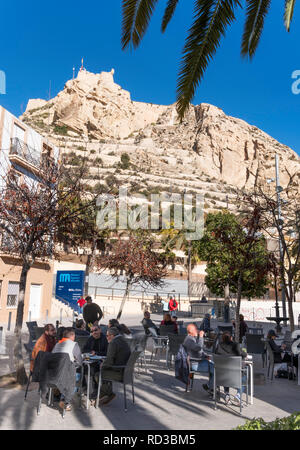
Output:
[21, 69, 300, 211]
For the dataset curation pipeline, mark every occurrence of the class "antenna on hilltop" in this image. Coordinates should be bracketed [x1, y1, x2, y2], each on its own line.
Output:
[79, 58, 85, 72]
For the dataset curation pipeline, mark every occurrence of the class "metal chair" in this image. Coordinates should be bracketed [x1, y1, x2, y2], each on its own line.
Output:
[148, 327, 169, 364]
[245, 333, 265, 367]
[247, 327, 264, 335]
[213, 354, 248, 415]
[185, 355, 214, 392]
[33, 326, 45, 341]
[166, 334, 186, 370]
[129, 333, 148, 373]
[75, 335, 90, 353]
[99, 350, 142, 412]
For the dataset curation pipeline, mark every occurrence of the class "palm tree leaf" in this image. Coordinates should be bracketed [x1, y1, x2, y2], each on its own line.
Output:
[161, 0, 180, 32]
[121, 0, 160, 50]
[241, 0, 272, 58]
[176, 0, 241, 119]
[284, 0, 296, 31]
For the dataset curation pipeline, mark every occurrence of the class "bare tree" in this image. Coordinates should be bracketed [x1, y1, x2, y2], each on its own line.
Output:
[0, 153, 98, 384]
[96, 233, 167, 319]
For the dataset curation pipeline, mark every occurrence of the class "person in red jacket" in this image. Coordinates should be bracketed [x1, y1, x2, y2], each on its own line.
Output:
[77, 297, 86, 314]
[169, 296, 178, 318]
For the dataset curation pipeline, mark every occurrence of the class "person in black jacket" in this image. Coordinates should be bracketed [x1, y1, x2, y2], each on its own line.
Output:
[215, 331, 247, 405]
[142, 311, 159, 335]
[266, 329, 297, 373]
[82, 325, 108, 401]
[83, 296, 103, 331]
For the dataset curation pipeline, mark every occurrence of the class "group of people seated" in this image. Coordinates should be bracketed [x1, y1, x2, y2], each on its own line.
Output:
[30, 307, 133, 411]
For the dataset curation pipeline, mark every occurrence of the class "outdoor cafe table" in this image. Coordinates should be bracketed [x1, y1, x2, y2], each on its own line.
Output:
[80, 354, 106, 410]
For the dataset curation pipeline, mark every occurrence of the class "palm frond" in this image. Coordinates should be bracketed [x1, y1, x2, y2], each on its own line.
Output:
[241, 0, 272, 58]
[121, 0, 160, 50]
[176, 0, 241, 119]
[284, 0, 296, 31]
[161, 0, 180, 32]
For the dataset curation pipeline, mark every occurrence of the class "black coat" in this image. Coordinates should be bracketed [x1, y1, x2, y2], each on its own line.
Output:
[33, 351, 76, 404]
[83, 334, 108, 356]
[102, 335, 131, 373]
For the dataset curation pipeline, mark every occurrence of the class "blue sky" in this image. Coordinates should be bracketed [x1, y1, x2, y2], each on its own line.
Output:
[1, 1, 300, 154]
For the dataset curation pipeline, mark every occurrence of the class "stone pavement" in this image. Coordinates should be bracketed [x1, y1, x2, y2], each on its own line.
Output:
[0, 314, 299, 430]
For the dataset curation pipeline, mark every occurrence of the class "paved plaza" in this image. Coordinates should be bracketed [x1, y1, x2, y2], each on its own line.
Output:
[0, 314, 299, 430]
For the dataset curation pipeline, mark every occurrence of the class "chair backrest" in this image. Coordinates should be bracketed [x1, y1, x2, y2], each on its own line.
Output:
[75, 335, 90, 352]
[123, 350, 142, 384]
[148, 327, 158, 337]
[213, 354, 242, 390]
[160, 325, 176, 336]
[245, 333, 265, 354]
[26, 321, 38, 340]
[217, 325, 233, 335]
[248, 327, 264, 335]
[168, 334, 186, 355]
[264, 340, 274, 365]
[33, 326, 45, 341]
[129, 333, 148, 352]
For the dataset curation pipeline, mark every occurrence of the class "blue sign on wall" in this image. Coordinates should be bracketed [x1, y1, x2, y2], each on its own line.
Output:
[55, 270, 85, 310]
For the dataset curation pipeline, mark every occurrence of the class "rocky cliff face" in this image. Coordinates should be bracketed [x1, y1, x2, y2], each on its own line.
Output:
[21, 69, 300, 210]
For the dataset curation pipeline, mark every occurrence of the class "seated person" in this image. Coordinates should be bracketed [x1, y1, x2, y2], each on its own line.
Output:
[214, 331, 247, 405]
[142, 311, 159, 336]
[99, 327, 131, 405]
[83, 325, 108, 401]
[266, 329, 297, 373]
[108, 319, 119, 328]
[118, 323, 132, 339]
[161, 313, 178, 334]
[200, 295, 208, 303]
[30, 324, 56, 372]
[75, 319, 90, 336]
[183, 324, 214, 395]
[52, 327, 83, 411]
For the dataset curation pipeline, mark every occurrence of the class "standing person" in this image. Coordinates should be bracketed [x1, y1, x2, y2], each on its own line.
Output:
[98, 327, 131, 405]
[232, 314, 249, 343]
[83, 296, 103, 331]
[77, 297, 86, 315]
[161, 298, 169, 316]
[224, 297, 230, 323]
[30, 324, 57, 372]
[169, 296, 178, 318]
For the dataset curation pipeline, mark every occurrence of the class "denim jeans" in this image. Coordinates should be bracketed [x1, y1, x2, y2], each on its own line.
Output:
[191, 359, 214, 390]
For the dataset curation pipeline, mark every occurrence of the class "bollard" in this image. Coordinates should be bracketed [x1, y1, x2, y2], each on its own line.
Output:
[7, 312, 12, 331]
[0, 326, 3, 344]
[45, 309, 48, 323]
[0, 326, 4, 354]
[60, 308, 62, 325]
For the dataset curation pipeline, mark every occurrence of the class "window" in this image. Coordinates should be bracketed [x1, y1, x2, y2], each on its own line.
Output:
[7, 281, 20, 308]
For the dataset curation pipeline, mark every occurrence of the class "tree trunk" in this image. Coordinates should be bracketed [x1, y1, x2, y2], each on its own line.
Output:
[234, 274, 243, 344]
[117, 279, 131, 320]
[287, 278, 295, 331]
[84, 238, 97, 296]
[14, 261, 30, 385]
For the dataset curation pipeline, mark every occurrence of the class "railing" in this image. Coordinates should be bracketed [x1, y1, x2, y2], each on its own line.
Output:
[10, 137, 41, 168]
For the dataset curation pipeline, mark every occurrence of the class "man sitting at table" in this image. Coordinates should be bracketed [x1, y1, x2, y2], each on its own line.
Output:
[142, 311, 159, 336]
[82, 325, 108, 402]
[30, 324, 57, 372]
[52, 327, 83, 411]
[98, 327, 131, 406]
[183, 323, 214, 396]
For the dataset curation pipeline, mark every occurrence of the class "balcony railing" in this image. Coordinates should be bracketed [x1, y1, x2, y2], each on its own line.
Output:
[9, 137, 41, 169]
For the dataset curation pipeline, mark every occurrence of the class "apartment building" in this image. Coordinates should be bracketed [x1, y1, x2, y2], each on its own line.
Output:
[0, 105, 59, 325]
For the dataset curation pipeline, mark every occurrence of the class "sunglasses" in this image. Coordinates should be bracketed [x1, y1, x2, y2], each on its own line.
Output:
[91, 329, 99, 332]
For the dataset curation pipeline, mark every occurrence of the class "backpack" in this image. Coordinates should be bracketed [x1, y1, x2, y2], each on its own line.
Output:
[175, 344, 189, 385]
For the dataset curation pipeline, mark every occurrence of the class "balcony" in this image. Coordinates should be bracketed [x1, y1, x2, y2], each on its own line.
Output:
[9, 137, 41, 174]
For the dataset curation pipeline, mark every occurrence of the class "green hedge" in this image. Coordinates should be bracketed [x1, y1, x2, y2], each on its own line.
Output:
[235, 412, 300, 430]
